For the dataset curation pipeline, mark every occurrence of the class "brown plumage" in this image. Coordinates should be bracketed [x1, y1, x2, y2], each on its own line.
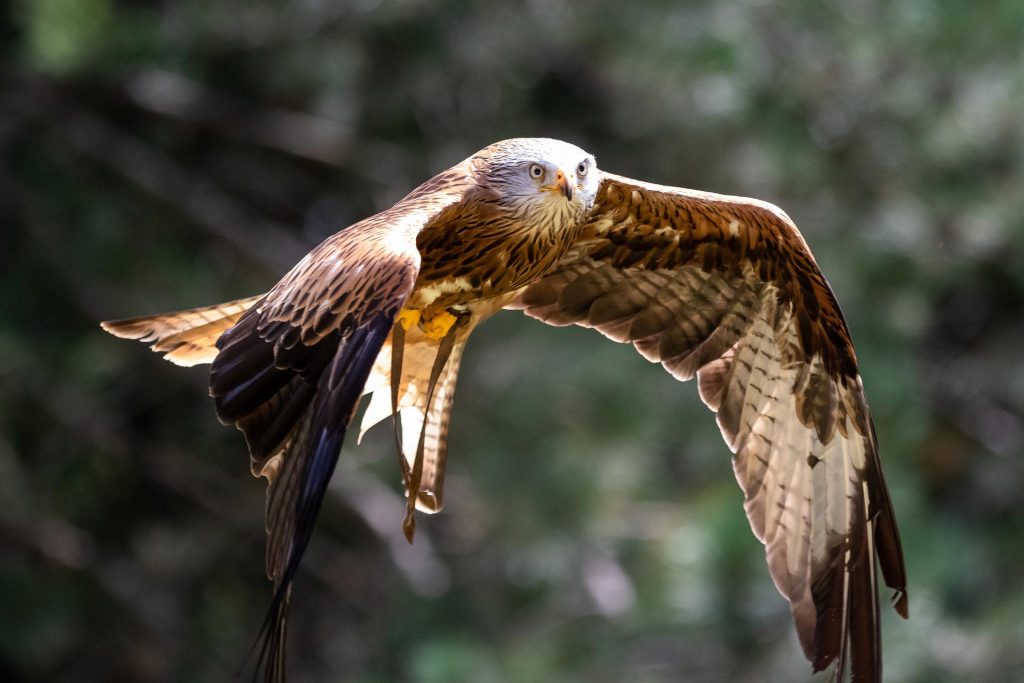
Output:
[101, 137, 906, 682]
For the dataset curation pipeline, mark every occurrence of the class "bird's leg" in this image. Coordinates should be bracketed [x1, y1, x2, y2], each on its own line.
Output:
[389, 321, 412, 491]
[402, 313, 465, 543]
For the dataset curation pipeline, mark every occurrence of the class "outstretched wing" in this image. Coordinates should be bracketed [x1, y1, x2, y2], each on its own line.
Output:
[209, 166, 475, 681]
[509, 172, 908, 681]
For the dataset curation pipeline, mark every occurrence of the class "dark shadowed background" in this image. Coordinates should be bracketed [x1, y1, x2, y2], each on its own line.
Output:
[2, 1, 1023, 681]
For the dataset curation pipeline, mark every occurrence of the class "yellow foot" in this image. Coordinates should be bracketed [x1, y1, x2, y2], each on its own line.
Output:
[396, 308, 421, 331]
[421, 310, 458, 339]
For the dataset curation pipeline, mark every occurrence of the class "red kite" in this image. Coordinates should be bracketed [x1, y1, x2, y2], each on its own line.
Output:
[103, 138, 907, 681]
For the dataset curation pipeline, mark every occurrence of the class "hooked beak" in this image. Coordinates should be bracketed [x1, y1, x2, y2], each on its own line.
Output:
[555, 169, 574, 201]
[541, 169, 576, 202]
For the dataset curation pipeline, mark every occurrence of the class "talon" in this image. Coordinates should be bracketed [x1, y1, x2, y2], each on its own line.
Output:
[422, 310, 458, 339]
[396, 308, 421, 331]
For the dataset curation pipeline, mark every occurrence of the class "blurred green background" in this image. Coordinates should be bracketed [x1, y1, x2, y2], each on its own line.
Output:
[3, 1, 1023, 681]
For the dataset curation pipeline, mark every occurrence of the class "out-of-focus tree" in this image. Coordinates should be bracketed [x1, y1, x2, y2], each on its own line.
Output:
[2, 1, 1022, 681]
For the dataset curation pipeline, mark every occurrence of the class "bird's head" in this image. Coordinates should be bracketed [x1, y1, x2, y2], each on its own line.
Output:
[473, 137, 599, 227]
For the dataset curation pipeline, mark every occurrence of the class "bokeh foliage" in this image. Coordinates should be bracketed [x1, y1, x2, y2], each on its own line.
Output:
[2, 1, 1023, 681]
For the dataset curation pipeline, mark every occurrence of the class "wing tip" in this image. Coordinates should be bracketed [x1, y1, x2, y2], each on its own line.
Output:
[891, 588, 909, 619]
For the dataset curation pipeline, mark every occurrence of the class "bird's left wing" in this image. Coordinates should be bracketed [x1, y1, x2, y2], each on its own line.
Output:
[508, 171, 907, 681]
[209, 166, 474, 681]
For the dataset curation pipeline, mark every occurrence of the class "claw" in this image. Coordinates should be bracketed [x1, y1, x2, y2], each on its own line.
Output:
[421, 310, 458, 339]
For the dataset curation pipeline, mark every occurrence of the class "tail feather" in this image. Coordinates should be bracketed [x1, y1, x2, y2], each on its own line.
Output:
[100, 295, 263, 366]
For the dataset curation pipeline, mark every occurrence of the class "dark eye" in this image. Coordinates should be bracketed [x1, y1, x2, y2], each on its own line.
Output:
[529, 163, 545, 179]
[577, 160, 589, 177]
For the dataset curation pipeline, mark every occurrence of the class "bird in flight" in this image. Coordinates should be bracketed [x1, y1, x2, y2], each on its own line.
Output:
[102, 137, 907, 681]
